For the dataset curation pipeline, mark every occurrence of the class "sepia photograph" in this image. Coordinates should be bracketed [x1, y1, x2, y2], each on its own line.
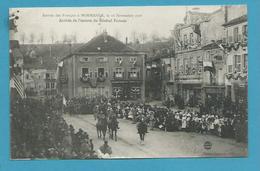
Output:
[9, 5, 248, 159]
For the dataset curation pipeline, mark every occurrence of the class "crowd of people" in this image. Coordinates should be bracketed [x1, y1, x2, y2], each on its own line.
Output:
[65, 96, 103, 114]
[11, 93, 247, 159]
[91, 97, 247, 143]
[11, 96, 98, 159]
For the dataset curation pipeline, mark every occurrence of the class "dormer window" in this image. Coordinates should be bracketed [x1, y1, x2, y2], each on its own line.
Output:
[130, 57, 137, 62]
[80, 57, 89, 62]
[190, 33, 194, 44]
[97, 57, 108, 62]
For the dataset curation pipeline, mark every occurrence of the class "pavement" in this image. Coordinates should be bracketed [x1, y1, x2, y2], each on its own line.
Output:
[63, 114, 247, 159]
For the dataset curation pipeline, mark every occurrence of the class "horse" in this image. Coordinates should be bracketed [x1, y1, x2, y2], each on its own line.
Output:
[108, 116, 119, 141]
[137, 117, 148, 144]
[96, 117, 108, 140]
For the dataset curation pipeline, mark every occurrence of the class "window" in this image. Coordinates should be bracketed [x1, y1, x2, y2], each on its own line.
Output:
[26, 74, 29, 79]
[116, 57, 122, 63]
[98, 68, 105, 77]
[228, 65, 233, 73]
[176, 59, 180, 72]
[228, 36, 233, 43]
[233, 27, 239, 43]
[197, 56, 202, 73]
[105, 71, 109, 78]
[243, 54, 248, 70]
[234, 55, 241, 72]
[114, 68, 123, 78]
[81, 68, 89, 77]
[46, 73, 50, 79]
[46, 82, 50, 89]
[184, 34, 187, 45]
[51, 82, 55, 89]
[196, 36, 201, 43]
[242, 25, 247, 36]
[183, 58, 188, 74]
[129, 68, 139, 78]
[190, 33, 194, 44]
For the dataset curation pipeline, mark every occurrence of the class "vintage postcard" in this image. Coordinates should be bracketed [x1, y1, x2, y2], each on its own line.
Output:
[9, 5, 248, 159]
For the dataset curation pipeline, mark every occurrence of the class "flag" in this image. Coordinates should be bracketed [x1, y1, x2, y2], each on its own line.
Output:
[63, 96, 67, 106]
[203, 61, 215, 73]
[56, 61, 64, 78]
[11, 74, 26, 99]
[119, 59, 122, 65]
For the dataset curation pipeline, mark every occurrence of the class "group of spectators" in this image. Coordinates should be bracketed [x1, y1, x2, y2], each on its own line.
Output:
[65, 96, 104, 114]
[92, 97, 247, 143]
[11, 96, 97, 159]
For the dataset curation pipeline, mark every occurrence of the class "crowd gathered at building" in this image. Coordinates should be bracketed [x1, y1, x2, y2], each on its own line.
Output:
[65, 96, 247, 143]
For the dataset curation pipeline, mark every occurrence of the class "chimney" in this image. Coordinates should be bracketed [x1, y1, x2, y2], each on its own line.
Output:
[103, 30, 108, 43]
[125, 37, 128, 45]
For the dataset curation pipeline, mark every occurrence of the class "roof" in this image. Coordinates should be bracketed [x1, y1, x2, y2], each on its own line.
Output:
[202, 41, 221, 50]
[75, 33, 137, 53]
[223, 15, 247, 27]
[20, 43, 83, 70]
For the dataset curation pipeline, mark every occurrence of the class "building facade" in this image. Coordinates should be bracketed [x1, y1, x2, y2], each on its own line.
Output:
[173, 12, 207, 106]
[170, 5, 247, 113]
[60, 32, 146, 101]
[222, 6, 248, 113]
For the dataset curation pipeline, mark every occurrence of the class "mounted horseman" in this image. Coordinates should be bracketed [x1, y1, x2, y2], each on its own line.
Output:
[96, 110, 108, 140]
[136, 112, 148, 145]
[106, 107, 119, 141]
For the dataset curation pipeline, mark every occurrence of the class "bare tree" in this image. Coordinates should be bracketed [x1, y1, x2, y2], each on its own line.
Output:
[49, 29, 57, 44]
[150, 31, 160, 42]
[131, 30, 138, 43]
[139, 32, 148, 44]
[71, 32, 78, 43]
[20, 32, 26, 44]
[39, 33, 44, 44]
[62, 33, 72, 44]
[113, 30, 121, 40]
[29, 33, 35, 44]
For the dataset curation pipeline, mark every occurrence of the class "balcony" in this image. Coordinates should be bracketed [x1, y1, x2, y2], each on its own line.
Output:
[97, 75, 106, 82]
[80, 76, 91, 83]
[112, 72, 125, 80]
[128, 72, 142, 81]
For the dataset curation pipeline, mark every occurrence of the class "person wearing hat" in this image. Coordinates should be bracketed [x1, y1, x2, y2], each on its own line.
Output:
[98, 141, 112, 158]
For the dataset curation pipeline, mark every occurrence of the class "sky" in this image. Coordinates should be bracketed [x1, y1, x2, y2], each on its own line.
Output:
[11, 6, 221, 44]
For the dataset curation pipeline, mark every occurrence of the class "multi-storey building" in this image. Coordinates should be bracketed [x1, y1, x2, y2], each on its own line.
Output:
[22, 53, 58, 99]
[200, 8, 227, 107]
[222, 5, 247, 109]
[171, 6, 247, 112]
[173, 11, 209, 106]
[60, 32, 146, 101]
